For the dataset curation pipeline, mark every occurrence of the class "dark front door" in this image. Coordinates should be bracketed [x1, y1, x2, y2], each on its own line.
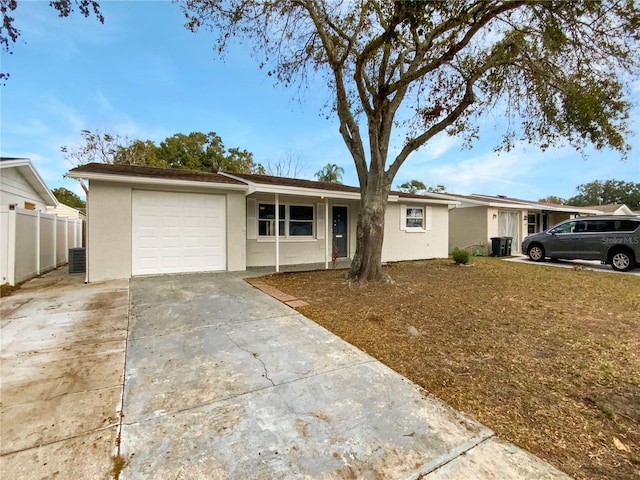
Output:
[332, 206, 348, 258]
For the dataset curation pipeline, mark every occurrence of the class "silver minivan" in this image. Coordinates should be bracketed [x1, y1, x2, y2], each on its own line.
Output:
[521, 215, 640, 272]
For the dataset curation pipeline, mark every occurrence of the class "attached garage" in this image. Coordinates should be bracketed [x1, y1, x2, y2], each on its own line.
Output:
[66, 164, 248, 282]
[132, 190, 226, 275]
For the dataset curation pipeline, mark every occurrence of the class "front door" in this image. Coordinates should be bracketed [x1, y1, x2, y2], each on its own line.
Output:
[332, 206, 348, 258]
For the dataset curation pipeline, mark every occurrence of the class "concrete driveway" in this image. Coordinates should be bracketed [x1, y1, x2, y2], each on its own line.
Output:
[1, 269, 573, 479]
[0, 269, 129, 479]
[506, 255, 640, 275]
[119, 272, 571, 479]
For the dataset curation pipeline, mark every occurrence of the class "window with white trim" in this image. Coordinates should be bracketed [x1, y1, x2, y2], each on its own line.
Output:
[400, 204, 431, 232]
[258, 203, 314, 237]
[258, 204, 285, 236]
[405, 207, 424, 229]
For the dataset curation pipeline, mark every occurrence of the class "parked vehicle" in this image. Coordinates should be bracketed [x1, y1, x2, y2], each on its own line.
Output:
[521, 215, 640, 272]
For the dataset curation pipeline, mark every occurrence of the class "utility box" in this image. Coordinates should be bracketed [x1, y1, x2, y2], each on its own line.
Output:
[69, 248, 86, 274]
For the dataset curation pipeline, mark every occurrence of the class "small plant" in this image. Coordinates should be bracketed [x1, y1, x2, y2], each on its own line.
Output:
[451, 248, 470, 265]
[331, 242, 340, 269]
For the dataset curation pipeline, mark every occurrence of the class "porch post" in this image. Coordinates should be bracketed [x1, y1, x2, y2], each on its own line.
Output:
[275, 193, 280, 273]
[324, 198, 329, 270]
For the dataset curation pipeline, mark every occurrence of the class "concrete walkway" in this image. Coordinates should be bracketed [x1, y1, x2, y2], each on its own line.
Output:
[0, 268, 129, 479]
[119, 272, 572, 479]
[1, 268, 573, 479]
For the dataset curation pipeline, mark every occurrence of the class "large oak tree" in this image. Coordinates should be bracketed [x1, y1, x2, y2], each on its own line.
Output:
[182, 0, 639, 281]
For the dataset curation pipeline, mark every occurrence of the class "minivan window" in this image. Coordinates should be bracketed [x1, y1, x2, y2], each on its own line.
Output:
[551, 222, 575, 234]
[614, 220, 640, 232]
[584, 220, 611, 232]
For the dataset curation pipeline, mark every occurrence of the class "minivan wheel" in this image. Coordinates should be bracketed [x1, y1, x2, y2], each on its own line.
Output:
[610, 250, 634, 272]
[528, 244, 545, 262]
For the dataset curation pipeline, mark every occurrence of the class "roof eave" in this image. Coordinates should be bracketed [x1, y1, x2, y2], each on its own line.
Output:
[1, 159, 59, 207]
[66, 171, 250, 191]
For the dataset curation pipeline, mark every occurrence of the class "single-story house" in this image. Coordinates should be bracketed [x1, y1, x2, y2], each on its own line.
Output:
[67, 163, 458, 282]
[422, 192, 602, 255]
[1, 157, 58, 211]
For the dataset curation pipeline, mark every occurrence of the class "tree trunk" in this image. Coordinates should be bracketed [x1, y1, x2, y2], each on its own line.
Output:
[348, 184, 389, 282]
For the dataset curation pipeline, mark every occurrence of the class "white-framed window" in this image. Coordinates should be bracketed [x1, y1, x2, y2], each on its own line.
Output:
[258, 204, 285, 236]
[400, 204, 431, 232]
[405, 207, 424, 229]
[258, 203, 314, 238]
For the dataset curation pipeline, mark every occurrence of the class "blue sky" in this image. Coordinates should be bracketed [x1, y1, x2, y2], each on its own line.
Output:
[2, 1, 639, 202]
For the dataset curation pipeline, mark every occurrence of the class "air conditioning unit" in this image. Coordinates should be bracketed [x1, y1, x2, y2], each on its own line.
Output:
[68, 248, 86, 274]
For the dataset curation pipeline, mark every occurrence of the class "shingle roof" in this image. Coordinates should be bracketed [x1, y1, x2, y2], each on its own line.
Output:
[66, 163, 452, 202]
[68, 163, 247, 185]
[583, 204, 626, 213]
[227, 172, 362, 193]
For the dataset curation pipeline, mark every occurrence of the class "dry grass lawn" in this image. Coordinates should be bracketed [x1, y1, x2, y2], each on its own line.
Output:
[258, 257, 640, 480]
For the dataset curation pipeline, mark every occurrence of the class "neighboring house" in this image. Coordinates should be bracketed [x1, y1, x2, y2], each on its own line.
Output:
[66, 163, 458, 282]
[585, 204, 634, 216]
[46, 203, 87, 220]
[0, 157, 58, 211]
[1, 158, 83, 285]
[422, 192, 601, 255]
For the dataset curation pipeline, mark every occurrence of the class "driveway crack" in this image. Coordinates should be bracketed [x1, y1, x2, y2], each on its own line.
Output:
[226, 333, 275, 387]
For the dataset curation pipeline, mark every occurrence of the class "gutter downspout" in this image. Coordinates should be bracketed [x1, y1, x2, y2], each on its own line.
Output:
[78, 179, 89, 284]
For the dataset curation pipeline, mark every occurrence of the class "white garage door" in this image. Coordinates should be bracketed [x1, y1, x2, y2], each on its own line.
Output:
[132, 190, 226, 275]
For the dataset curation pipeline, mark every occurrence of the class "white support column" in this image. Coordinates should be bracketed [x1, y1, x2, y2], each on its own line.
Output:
[324, 198, 329, 269]
[275, 193, 280, 273]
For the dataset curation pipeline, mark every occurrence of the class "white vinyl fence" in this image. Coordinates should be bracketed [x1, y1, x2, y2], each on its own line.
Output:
[1, 206, 84, 286]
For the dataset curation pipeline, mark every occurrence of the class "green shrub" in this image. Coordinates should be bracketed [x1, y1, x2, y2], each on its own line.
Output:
[451, 248, 470, 265]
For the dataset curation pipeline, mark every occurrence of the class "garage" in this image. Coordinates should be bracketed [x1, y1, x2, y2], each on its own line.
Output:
[132, 190, 226, 275]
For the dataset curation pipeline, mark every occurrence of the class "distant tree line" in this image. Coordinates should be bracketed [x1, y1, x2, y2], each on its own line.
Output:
[539, 180, 640, 210]
[62, 129, 350, 183]
[61, 129, 264, 174]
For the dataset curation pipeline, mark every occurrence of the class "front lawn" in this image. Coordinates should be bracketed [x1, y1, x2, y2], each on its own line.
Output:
[259, 257, 640, 480]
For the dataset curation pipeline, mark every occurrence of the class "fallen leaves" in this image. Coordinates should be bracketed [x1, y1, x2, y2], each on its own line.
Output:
[260, 258, 640, 480]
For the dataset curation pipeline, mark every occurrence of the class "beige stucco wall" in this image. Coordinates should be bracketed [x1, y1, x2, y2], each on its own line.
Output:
[226, 192, 247, 271]
[449, 206, 489, 253]
[382, 202, 449, 262]
[87, 180, 246, 282]
[87, 181, 132, 282]
[247, 197, 449, 267]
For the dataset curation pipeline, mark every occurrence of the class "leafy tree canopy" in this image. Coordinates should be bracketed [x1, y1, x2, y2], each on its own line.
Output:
[182, 0, 640, 282]
[1, 0, 103, 80]
[396, 179, 426, 194]
[52, 187, 86, 208]
[315, 163, 344, 183]
[397, 180, 446, 194]
[566, 179, 640, 209]
[62, 129, 264, 174]
[538, 195, 567, 205]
